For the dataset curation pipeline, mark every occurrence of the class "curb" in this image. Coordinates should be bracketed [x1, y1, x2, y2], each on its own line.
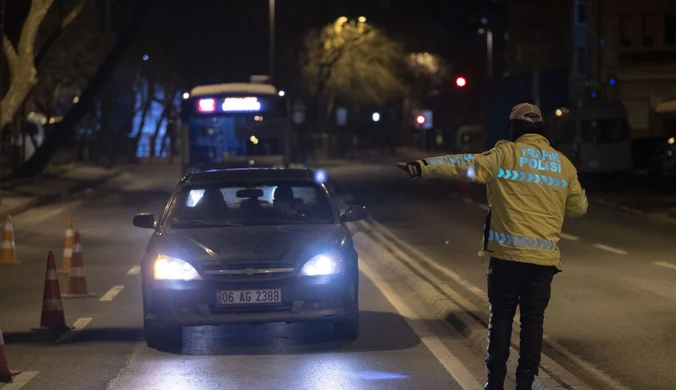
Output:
[0, 170, 123, 220]
[592, 197, 676, 225]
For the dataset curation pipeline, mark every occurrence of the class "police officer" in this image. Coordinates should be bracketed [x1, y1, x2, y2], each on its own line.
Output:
[397, 103, 588, 390]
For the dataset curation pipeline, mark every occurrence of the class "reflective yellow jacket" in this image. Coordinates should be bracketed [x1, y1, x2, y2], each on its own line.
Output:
[418, 134, 587, 269]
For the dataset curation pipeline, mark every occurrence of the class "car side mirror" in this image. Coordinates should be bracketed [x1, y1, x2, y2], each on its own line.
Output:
[341, 206, 368, 223]
[133, 213, 155, 229]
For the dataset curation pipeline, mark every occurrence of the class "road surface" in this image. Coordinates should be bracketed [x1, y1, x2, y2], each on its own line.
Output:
[325, 160, 676, 390]
[0, 164, 492, 390]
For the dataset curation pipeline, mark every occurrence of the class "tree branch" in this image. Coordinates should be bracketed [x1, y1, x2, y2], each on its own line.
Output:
[18, 0, 55, 65]
[62, 0, 86, 29]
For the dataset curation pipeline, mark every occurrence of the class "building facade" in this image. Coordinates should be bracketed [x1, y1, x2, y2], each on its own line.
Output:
[505, 0, 676, 137]
[594, 0, 676, 136]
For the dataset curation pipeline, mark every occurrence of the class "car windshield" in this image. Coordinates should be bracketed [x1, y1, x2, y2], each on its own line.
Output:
[165, 181, 335, 227]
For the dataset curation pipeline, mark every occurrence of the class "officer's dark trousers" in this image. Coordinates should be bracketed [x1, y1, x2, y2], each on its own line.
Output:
[485, 258, 558, 387]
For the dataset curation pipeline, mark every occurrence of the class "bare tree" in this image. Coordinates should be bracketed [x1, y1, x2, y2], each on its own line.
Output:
[1, 0, 54, 130]
[300, 18, 408, 128]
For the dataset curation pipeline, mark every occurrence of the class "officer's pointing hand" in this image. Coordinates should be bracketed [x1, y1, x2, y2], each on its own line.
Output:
[396, 162, 421, 178]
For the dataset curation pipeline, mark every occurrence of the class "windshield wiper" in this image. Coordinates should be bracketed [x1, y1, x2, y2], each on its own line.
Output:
[170, 220, 243, 228]
[239, 218, 318, 226]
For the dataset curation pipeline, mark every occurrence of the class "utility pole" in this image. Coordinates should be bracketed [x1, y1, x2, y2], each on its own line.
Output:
[486, 30, 494, 78]
[532, 32, 541, 107]
[269, 0, 275, 83]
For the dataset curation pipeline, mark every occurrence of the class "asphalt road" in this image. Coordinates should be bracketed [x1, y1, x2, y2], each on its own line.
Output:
[324, 160, 676, 390]
[0, 164, 492, 390]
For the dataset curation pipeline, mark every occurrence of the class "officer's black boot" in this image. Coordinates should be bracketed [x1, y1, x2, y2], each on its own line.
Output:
[515, 369, 535, 390]
[484, 373, 505, 390]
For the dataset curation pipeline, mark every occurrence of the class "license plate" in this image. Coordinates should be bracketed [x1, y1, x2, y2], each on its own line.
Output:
[217, 289, 282, 305]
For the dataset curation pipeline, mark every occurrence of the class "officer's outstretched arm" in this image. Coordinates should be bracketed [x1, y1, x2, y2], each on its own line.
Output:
[565, 174, 588, 217]
[415, 148, 503, 183]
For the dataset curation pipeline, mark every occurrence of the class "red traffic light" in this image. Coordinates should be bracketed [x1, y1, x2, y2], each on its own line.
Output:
[416, 115, 426, 125]
[455, 77, 467, 87]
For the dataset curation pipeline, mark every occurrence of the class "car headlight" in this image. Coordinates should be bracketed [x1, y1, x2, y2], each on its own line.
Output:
[153, 256, 202, 281]
[299, 253, 343, 276]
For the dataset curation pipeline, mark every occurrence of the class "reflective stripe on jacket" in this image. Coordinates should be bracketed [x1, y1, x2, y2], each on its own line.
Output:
[418, 134, 587, 269]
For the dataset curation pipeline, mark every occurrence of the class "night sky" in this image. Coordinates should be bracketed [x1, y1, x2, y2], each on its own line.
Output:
[133, 0, 488, 87]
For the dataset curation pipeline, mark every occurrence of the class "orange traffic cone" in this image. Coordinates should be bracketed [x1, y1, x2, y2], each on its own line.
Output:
[59, 217, 74, 274]
[0, 216, 18, 265]
[32, 251, 70, 331]
[0, 327, 20, 383]
[62, 232, 95, 298]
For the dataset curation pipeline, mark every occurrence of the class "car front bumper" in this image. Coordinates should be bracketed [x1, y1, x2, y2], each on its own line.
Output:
[144, 274, 358, 328]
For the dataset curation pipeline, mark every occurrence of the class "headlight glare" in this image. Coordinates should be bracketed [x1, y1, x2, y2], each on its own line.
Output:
[154, 256, 201, 280]
[300, 253, 342, 276]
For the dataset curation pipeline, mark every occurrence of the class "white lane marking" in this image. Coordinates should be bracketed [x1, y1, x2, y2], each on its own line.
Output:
[560, 233, 580, 241]
[32, 207, 66, 222]
[2, 371, 39, 389]
[653, 261, 676, 271]
[126, 265, 141, 275]
[359, 260, 483, 390]
[592, 243, 627, 255]
[462, 197, 474, 204]
[476, 204, 489, 211]
[55, 317, 93, 344]
[100, 285, 125, 302]
[72, 317, 93, 331]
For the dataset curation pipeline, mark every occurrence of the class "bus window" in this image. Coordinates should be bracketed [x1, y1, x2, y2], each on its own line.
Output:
[580, 119, 629, 144]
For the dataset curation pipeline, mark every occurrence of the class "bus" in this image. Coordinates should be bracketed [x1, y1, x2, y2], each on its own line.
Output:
[180, 82, 290, 173]
[549, 102, 633, 173]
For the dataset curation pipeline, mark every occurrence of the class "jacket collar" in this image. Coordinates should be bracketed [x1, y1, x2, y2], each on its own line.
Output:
[514, 133, 550, 146]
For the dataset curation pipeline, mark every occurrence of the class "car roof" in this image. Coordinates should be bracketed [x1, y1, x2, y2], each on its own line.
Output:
[181, 168, 317, 186]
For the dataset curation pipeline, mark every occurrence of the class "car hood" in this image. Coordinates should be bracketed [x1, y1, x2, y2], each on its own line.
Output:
[153, 224, 346, 266]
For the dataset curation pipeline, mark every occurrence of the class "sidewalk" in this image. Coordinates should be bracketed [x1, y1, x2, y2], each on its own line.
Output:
[0, 164, 122, 219]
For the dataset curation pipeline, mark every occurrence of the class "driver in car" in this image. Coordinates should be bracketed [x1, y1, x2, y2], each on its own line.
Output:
[273, 185, 303, 219]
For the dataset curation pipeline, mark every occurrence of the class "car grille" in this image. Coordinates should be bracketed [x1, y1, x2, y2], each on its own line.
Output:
[203, 262, 296, 282]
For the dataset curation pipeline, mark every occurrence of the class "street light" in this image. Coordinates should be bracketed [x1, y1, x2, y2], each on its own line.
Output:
[416, 115, 426, 125]
[455, 77, 467, 88]
[278, 90, 285, 97]
[182, 92, 189, 100]
[142, 54, 149, 61]
[358, 16, 367, 23]
[372, 112, 380, 122]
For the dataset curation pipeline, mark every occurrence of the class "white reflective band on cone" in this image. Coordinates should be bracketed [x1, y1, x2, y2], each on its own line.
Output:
[44, 299, 64, 311]
[63, 248, 72, 257]
[0, 331, 4, 345]
[70, 267, 86, 277]
[73, 243, 81, 252]
[65, 229, 74, 237]
[46, 270, 57, 280]
[2, 241, 14, 249]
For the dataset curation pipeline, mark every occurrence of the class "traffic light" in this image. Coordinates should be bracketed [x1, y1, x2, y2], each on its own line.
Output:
[455, 76, 467, 88]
